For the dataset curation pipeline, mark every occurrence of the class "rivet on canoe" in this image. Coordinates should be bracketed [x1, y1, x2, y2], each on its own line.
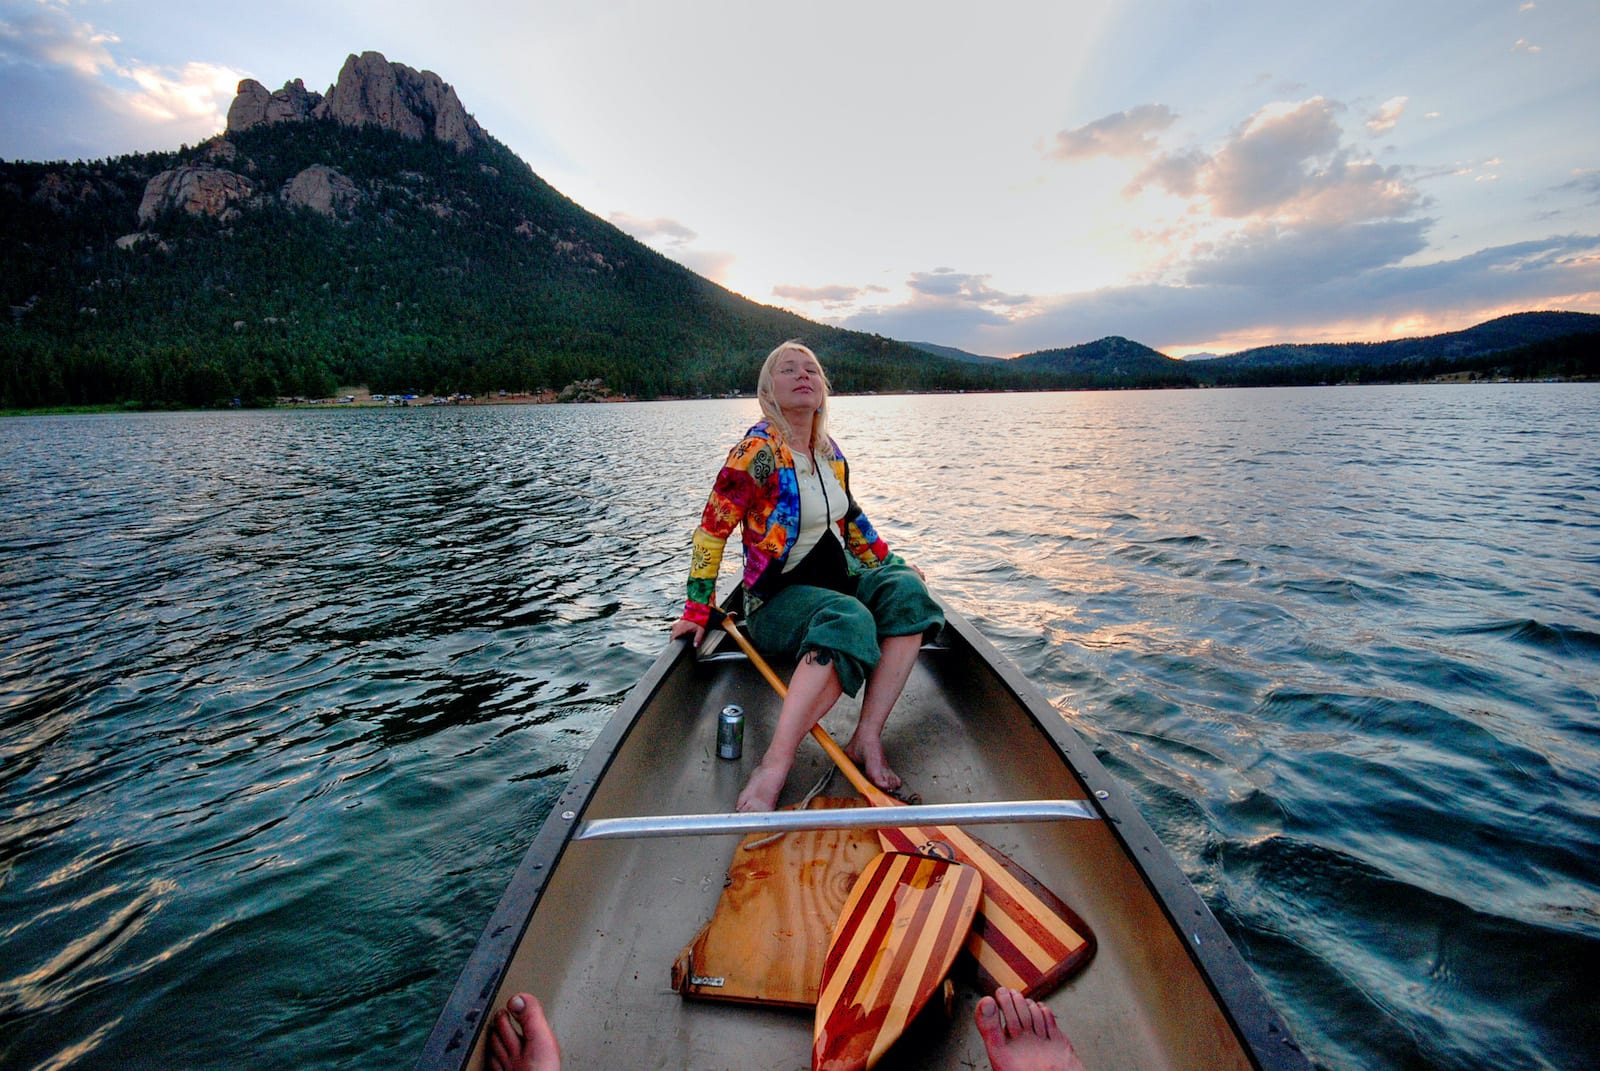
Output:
[562, 811, 576, 820]
[1095, 790, 1109, 800]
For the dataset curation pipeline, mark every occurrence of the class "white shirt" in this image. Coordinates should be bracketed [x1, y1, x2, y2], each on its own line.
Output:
[784, 450, 848, 571]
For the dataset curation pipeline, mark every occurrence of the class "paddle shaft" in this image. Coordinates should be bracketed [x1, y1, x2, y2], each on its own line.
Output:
[717, 614, 896, 807]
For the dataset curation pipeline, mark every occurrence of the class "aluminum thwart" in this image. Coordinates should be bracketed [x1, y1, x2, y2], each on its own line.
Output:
[573, 798, 1098, 841]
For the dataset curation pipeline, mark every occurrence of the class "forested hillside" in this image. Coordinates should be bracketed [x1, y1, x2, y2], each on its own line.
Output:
[4, 115, 1028, 408]
[1189, 311, 1600, 386]
[3, 51, 1595, 412]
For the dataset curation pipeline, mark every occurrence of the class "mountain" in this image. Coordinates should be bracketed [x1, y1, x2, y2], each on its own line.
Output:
[1192, 312, 1600, 385]
[1008, 336, 1193, 388]
[2, 51, 1596, 411]
[968, 319, 1597, 389]
[0, 51, 1012, 409]
[1197, 312, 1600, 374]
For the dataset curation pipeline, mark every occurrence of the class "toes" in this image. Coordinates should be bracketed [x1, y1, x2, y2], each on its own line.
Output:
[1023, 996, 1051, 1038]
[973, 994, 1006, 1048]
[518, 995, 560, 1066]
[995, 988, 1028, 1037]
[1037, 1001, 1061, 1041]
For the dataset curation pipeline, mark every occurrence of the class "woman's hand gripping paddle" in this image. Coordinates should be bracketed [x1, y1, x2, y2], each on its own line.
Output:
[813, 852, 982, 1071]
[714, 611, 1096, 998]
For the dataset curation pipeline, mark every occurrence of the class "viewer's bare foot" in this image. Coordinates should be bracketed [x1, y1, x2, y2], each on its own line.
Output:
[735, 759, 789, 812]
[975, 988, 1085, 1071]
[487, 993, 561, 1071]
[844, 735, 902, 792]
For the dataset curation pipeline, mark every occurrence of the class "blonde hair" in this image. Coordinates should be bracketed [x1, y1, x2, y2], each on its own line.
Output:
[756, 340, 833, 458]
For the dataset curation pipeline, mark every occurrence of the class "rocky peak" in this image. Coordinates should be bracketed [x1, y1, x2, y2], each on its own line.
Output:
[226, 78, 323, 133]
[226, 52, 485, 153]
[316, 52, 485, 153]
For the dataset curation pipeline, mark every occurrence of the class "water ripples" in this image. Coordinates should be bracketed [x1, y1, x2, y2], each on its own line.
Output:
[840, 386, 1600, 1071]
[2, 388, 1598, 1070]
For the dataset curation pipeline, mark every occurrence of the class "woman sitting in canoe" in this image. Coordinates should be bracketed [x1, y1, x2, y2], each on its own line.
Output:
[671, 340, 944, 812]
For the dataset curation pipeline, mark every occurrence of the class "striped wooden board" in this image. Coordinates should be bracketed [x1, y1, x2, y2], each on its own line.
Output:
[812, 852, 983, 1071]
[872, 823, 1095, 997]
[715, 614, 1097, 999]
[814, 739, 1096, 996]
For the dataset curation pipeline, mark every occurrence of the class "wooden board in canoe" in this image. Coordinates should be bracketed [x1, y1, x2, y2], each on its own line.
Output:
[416, 597, 1311, 1071]
[672, 796, 882, 1008]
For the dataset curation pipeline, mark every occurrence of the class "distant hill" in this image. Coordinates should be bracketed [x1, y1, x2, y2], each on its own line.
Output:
[1199, 311, 1600, 371]
[996, 316, 1599, 387]
[1192, 312, 1600, 385]
[907, 341, 1001, 365]
[1008, 336, 1193, 388]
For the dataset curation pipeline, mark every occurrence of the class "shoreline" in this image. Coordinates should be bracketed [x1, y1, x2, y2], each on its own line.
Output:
[2, 376, 1592, 419]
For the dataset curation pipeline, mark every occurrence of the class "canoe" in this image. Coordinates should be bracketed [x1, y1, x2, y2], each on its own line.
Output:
[416, 597, 1311, 1071]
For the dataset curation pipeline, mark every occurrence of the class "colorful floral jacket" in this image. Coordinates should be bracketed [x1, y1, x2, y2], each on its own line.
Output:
[683, 421, 892, 626]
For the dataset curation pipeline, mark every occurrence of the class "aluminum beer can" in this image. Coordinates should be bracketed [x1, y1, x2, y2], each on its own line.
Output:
[717, 704, 744, 760]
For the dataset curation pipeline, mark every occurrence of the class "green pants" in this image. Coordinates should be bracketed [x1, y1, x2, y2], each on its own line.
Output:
[746, 561, 944, 697]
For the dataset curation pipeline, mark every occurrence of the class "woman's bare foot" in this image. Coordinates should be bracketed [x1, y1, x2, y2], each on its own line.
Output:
[486, 993, 561, 1071]
[735, 758, 789, 812]
[975, 988, 1085, 1071]
[844, 733, 902, 792]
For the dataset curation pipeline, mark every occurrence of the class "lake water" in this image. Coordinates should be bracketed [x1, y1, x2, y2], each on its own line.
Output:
[1, 386, 1596, 1071]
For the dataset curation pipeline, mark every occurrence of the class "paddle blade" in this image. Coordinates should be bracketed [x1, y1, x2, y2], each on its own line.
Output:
[873, 823, 1096, 998]
[812, 853, 982, 1071]
[713, 612, 1095, 996]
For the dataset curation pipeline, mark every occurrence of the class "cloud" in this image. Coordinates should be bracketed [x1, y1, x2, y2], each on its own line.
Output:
[1513, 38, 1542, 52]
[1204, 98, 1345, 216]
[1129, 98, 1424, 227]
[843, 297, 1017, 346]
[1555, 169, 1600, 204]
[1186, 219, 1432, 287]
[121, 61, 244, 124]
[773, 283, 862, 309]
[848, 93, 1465, 353]
[609, 212, 698, 244]
[0, 1, 119, 77]
[840, 269, 1034, 345]
[1047, 104, 1176, 160]
[0, 2, 243, 156]
[1366, 95, 1408, 134]
[609, 211, 735, 282]
[844, 233, 1600, 356]
[1129, 96, 1428, 286]
[906, 269, 1031, 308]
[1127, 149, 1207, 197]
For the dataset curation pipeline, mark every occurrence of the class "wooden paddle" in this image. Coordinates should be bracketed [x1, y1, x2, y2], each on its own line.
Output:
[813, 852, 982, 1071]
[714, 611, 1096, 998]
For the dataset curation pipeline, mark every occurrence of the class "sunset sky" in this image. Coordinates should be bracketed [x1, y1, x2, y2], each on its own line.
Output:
[2, 0, 1596, 357]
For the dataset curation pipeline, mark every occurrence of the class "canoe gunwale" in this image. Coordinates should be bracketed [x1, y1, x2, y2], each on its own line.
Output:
[935, 607, 1312, 1071]
[412, 633, 696, 1071]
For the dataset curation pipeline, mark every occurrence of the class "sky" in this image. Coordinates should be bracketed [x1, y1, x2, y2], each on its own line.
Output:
[2, 1, 1597, 357]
